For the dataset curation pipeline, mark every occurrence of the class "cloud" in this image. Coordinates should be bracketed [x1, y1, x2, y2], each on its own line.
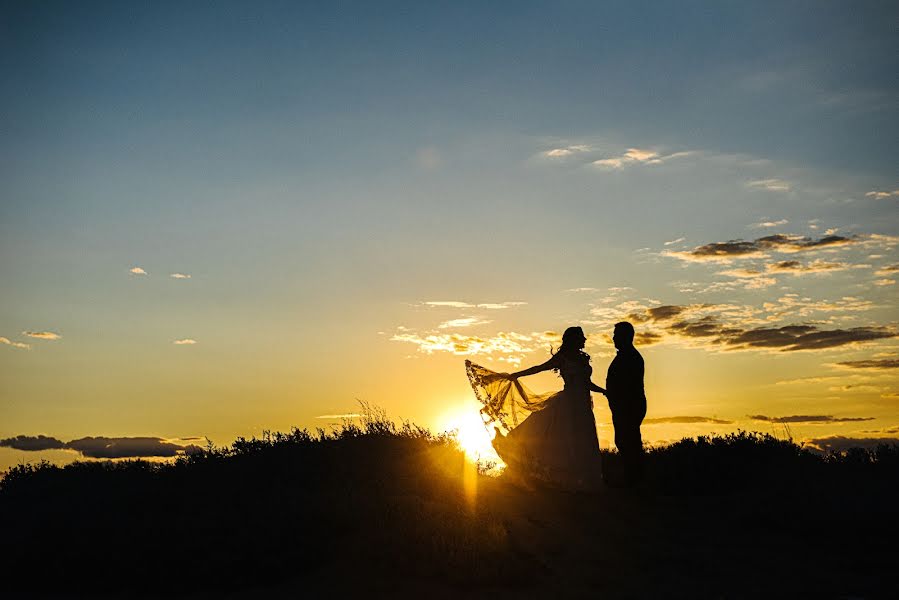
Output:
[749, 415, 875, 423]
[865, 190, 899, 200]
[129, 267, 147, 275]
[0, 434, 67, 451]
[173, 339, 197, 345]
[22, 331, 61, 340]
[664, 237, 686, 246]
[437, 317, 492, 329]
[315, 413, 363, 419]
[746, 178, 791, 192]
[65, 436, 203, 458]
[663, 234, 857, 263]
[874, 264, 899, 276]
[541, 144, 591, 158]
[643, 416, 733, 425]
[603, 299, 892, 352]
[874, 278, 895, 286]
[170, 273, 191, 279]
[719, 260, 850, 280]
[835, 358, 899, 370]
[566, 287, 599, 293]
[0, 435, 203, 458]
[0, 337, 30, 350]
[391, 331, 536, 356]
[390, 330, 562, 365]
[803, 436, 899, 453]
[750, 219, 789, 229]
[592, 148, 693, 170]
[422, 301, 526, 310]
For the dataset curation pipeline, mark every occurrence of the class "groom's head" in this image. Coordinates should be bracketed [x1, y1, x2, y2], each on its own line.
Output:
[613, 321, 635, 350]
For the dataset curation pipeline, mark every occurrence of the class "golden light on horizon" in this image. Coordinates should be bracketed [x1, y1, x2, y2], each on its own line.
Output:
[442, 407, 503, 467]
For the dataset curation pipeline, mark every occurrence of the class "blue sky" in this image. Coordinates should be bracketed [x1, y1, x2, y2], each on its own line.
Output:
[1, 1, 897, 468]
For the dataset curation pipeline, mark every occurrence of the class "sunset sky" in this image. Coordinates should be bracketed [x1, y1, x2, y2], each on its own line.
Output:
[2, 2, 897, 471]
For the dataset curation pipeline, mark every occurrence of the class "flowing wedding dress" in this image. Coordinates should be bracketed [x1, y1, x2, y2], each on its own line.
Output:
[466, 353, 601, 489]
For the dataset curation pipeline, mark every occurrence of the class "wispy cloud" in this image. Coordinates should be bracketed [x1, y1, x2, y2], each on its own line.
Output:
[0, 434, 203, 458]
[437, 317, 492, 329]
[749, 414, 875, 423]
[315, 413, 363, 419]
[750, 219, 789, 229]
[746, 178, 791, 192]
[422, 301, 526, 310]
[865, 190, 898, 200]
[719, 259, 850, 280]
[173, 339, 197, 345]
[664, 237, 686, 246]
[644, 416, 733, 425]
[835, 358, 899, 370]
[22, 331, 61, 340]
[663, 234, 857, 264]
[170, 273, 191, 279]
[592, 148, 693, 170]
[874, 278, 895, 286]
[129, 267, 148, 275]
[541, 144, 591, 158]
[803, 435, 899, 453]
[1, 337, 31, 350]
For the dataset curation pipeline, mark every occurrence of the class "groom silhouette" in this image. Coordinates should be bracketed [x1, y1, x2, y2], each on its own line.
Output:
[605, 321, 646, 486]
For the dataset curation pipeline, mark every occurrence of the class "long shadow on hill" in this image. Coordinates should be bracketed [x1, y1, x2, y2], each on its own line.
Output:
[2, 416, 897, 598]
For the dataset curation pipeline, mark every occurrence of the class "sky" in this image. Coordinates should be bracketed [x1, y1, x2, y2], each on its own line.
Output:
[2, 1, 898, 471]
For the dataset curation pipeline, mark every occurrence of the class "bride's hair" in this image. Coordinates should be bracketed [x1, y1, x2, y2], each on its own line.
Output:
[553, 326, 590, 364]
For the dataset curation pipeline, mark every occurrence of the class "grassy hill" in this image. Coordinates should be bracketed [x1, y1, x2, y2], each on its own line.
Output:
[2, 413, 896, 598]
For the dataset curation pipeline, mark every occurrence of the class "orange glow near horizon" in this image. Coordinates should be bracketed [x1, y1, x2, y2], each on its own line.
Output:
[442, 406, 504, 468]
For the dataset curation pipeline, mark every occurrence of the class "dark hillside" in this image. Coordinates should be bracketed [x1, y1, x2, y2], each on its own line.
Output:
[2, 418, 897, 598]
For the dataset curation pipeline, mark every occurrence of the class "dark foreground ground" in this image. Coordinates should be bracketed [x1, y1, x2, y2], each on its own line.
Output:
[2, 418, 897, 599]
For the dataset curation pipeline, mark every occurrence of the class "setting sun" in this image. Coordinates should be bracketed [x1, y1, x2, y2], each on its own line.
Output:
[443, 407, 502, 465]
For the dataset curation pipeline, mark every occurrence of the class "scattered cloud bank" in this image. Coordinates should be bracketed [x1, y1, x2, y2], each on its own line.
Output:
[0, 435, 203, 459]
[22, 331, 61, 340]
[1, 337, 30, 350]
[173, 339, 197, 345]
[391, 330, 561, 365]
[803, 435, 899, 453]
[129, 267, 148, 275]
[865, 190, 898, 200]
[644, 416, 733, 425]
[590, 299, 892, 352]
[749, 414, 875, 423]
[170, 273, 191, 279]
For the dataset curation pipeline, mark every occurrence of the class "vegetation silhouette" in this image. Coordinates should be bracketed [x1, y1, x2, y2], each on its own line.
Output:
[2, 407, 897, 598]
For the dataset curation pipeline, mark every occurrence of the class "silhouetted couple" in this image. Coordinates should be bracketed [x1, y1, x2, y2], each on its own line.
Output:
[466, 322, 646, 490]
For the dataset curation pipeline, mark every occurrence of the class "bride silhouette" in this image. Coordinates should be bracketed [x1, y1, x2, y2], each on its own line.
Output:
[466, 326, 604, 489]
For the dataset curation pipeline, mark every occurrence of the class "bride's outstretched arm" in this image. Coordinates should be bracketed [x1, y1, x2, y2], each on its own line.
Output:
[510, 356, 558, 379]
